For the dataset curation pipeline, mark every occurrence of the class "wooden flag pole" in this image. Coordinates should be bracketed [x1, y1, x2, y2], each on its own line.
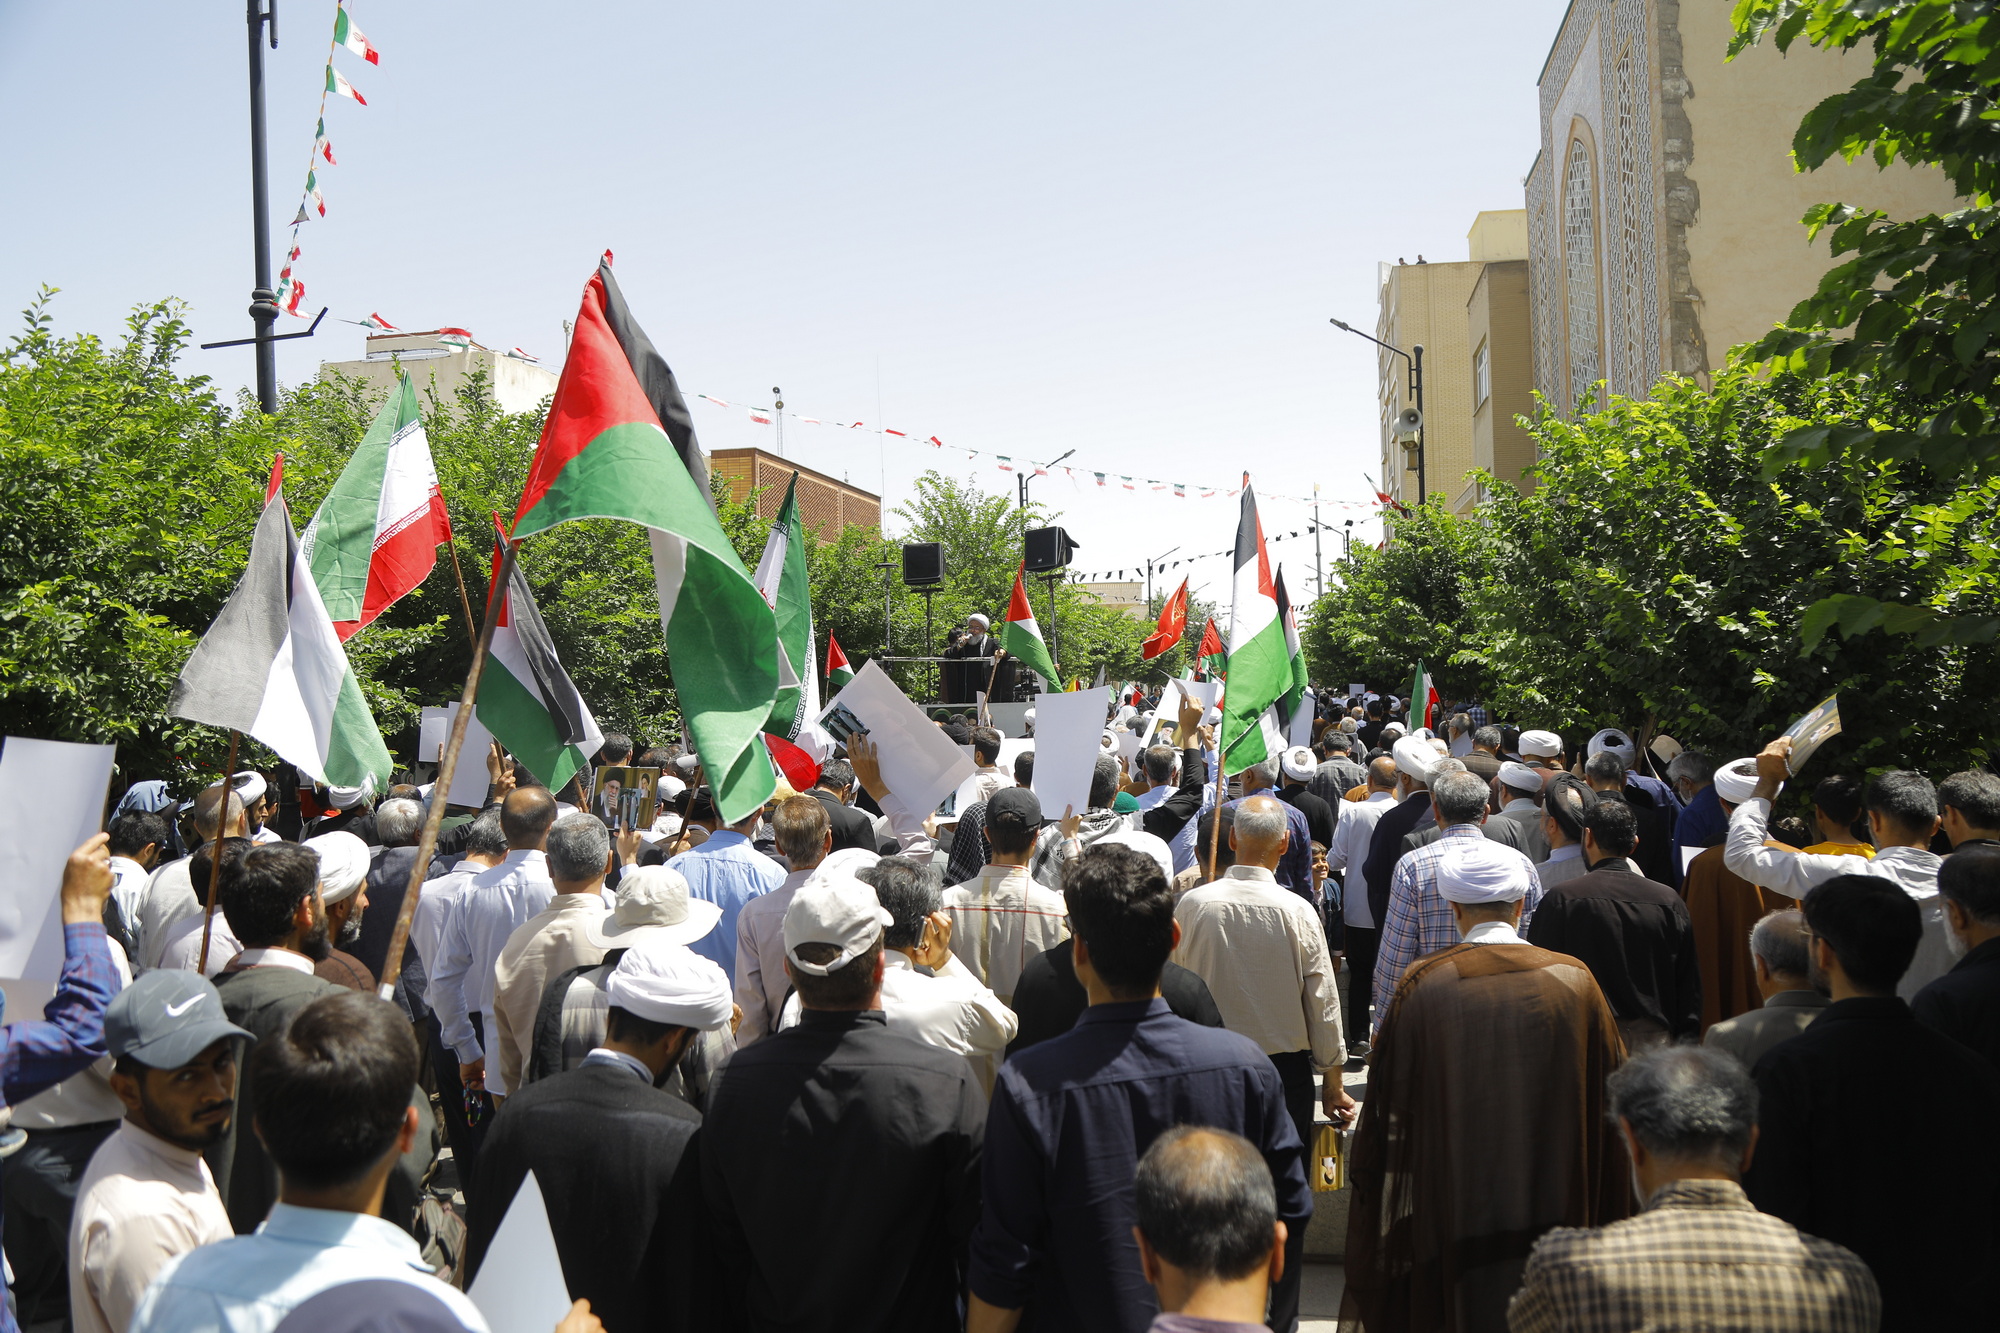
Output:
[445, 537, 480, 644]
[195, 729, 242, 975]
[1204, 732, 1229, 886]
[376, 538, 518, 1001]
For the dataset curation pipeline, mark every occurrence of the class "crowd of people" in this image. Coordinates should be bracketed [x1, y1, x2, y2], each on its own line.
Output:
[1, 682, 1996, 1332]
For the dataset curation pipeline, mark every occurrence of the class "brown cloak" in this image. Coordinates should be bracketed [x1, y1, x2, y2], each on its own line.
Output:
[1682, 844, 1773, 1032]
[1339, 940, 1630, 1333]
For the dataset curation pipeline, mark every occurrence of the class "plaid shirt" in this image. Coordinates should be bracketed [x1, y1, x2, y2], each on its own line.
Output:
[1373, 824, 1542, 1026]
[1463, 703, 1490, 729]
[1508, 1178, 1880, 1333]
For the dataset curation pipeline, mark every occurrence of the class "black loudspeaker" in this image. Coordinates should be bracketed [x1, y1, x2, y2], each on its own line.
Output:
[902, 542, 944, 587]
[1023, 526, 1079, 573]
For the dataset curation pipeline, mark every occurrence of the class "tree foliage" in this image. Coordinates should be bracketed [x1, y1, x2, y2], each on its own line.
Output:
[1728, 0, 2000, 645]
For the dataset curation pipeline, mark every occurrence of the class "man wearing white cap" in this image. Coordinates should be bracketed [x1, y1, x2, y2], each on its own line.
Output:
[230, 772, 282, 845]
[304, 831, 374, 992]
[1355, 736, 1449, 954]
[523, 864, 734, 1114]
[1682, 758, 1780, 1029]
[1585, 727, 1684, 888]
[702, 875, 983, 1331]
[1491, 761, 1551, 863]
[467, 940, 729, 1333]
[1344, 838, 1628, 1331]
[1517, 728, 1566, 771]
[1275, 746, 1336, 857]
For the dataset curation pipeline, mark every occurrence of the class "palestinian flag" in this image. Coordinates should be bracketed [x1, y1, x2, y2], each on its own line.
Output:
[477, 523, 603, 794]
[826, 635, 856, 690]
[1141, 578, 1188, 660]
[169, 478, 392, 793]
[1196, 616, 1226, 679]
[333, 5, 380, 63]
[511, 253, 776, 823]
[1408, 661, 1439, 732]
[999, 563, 1059, 687]
[301, 375, 452, 640]
[1272, 567, 1308, 727]
[752, 473, 820, 742]
[1217, 480, 1290, 775]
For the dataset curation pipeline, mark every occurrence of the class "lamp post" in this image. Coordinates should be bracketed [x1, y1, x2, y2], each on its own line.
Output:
[1329, 318, 1425, 506]
[1017, 448, 1076, 509]
[1343, 519, 1354, 563]
[1145, 544, 1180, 613]
[773, 386, 784, 456]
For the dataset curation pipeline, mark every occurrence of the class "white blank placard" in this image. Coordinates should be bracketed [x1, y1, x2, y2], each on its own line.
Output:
[1031, 687, 1112, 821]
[466, 1170, 573, 1333]
[0, 737, 116, 982]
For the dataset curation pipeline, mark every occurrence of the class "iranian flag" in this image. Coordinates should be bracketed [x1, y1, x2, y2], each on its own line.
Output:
[361, 313, 398, 332]
[826, 635, 856, 690]
[1000, 563, 1060, 687]
[301, 375, 452, 640]
[478, 524, 603, 794]
[333, 6, 380, 63]
[326, 65, 366, 104]
[511, 253, 777, 824]
[1408, 661, 1439, 731]
[170, 478, 393, 793]
[1217, 480, 1291, 775]
[1141, 578, 1188, 661]
[752, 472, 824, 749]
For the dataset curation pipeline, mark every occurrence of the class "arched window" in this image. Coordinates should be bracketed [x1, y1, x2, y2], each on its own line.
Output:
[1615, 52, 1647, 396]
[1562, 135, 1603, 412]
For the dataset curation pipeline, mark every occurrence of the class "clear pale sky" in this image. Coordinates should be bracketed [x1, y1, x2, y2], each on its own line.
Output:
[2, 1, 1559, 607]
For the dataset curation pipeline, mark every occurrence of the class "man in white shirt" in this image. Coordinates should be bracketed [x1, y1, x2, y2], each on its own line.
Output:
[942, 787, 1069, 1005]
[492, 814, 614, 1098]
[131, 992, 490, 1333]
[965, 727, 1010, 809]
[104, 809, 169, 960]
[735, 796, 857, 1045]
[430, 788, 559, 1105]
[156, 838, 251, 977]
[782, 858, 1016, 1088]
[1326, 756, 1397, 1045]
[1724, 736, 1949, 1000]
[409, 808, 509, 1004]
[1173, 795, 1354, 1156]
[69, 971, 248, 1333]
[136, 787, 246, 971]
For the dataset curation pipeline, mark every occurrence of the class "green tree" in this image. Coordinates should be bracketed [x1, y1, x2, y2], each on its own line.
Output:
[1729, 0, 2000, 645]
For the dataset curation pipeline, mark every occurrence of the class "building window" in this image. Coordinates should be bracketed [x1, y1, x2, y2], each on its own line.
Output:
[1562, 135, 1603, 412]
[1615, 51, 1647, 397]
[1473, 340, 1491, 409]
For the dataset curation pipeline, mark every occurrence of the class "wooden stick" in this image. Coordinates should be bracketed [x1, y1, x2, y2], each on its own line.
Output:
[445, 536, 480, 644]
[1204, 737, 1229, 885]
[376, 538, 518, 1002]
[196, 729, 241, 975]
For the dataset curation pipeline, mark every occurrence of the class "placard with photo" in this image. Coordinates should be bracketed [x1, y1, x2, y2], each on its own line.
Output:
[591, 766, 661, 832]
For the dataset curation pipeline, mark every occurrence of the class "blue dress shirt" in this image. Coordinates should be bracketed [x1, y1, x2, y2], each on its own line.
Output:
[969, 998, 1311, 1333]
[667, 831, 782, 983]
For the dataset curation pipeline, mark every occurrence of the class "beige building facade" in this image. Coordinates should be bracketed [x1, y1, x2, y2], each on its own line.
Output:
[319, 330, 558, 415]
[1373, 211, 1532, 513]
[1527, 0, 1962, 412]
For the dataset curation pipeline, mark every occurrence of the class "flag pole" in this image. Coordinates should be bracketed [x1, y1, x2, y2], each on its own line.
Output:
[1203, 734, 1228, 885]
[196, 729, 241, 975]
[444, 536, 479, 643]
[376, 537, 518, 1001]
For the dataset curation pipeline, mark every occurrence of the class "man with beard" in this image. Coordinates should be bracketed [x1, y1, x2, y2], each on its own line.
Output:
[209, 842, 339, 1232]
[68, 972, 249, 1333]
[304, 832, 375, 991]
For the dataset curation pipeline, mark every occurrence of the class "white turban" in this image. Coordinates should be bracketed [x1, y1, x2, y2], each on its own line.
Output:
[1094, 829, 1174, 883]
[1436, 839, 1535, 904]
[967, 613, 991, 629]
[230, 771, 268, 806]
[1712, 757, 1771, 805]
[305, 831, 371, 905]
[1392, 735, 1437, 783]
[1518, 730, 1563, 759]
[604, 939, 734, 1031]
[1498, 761, 1546, 794]
[1587, 728, 1638, 770]
[1280, 746, 1317, 783]
[326, 776, 376, 810]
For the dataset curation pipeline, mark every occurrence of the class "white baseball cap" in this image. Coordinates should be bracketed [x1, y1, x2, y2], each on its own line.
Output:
[783, 873, 892, 976]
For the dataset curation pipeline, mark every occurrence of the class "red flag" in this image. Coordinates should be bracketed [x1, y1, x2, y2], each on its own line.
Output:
[1140, 578, 1189, 660]
[1196, 616, 1223, 661]
[763, 732, 822, 792]
[264, 454, 285, 507]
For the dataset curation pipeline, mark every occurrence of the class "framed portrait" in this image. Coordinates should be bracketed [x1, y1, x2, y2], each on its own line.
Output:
[591, 765, 661, 831]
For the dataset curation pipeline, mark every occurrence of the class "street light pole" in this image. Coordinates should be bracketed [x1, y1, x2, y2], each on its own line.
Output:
[1017, 449, 1076, 509]
[1312, 485, 1324, 598]
[773, 386, 784, 457]
[1146, 544, 1181, 613]
[1329, 317, 1426, 507]
[245, 0, 279, 412]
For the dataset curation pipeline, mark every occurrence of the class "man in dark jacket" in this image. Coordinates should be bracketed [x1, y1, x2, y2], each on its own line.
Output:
[808, 760, 877, 855]
[467, 942, 728, 1332]
[352, 796, 452, 998]
[1746, 874, 2000, 1332]
[1913, 844, 2000, 1070]
[1525, 801, 1701, 1050]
